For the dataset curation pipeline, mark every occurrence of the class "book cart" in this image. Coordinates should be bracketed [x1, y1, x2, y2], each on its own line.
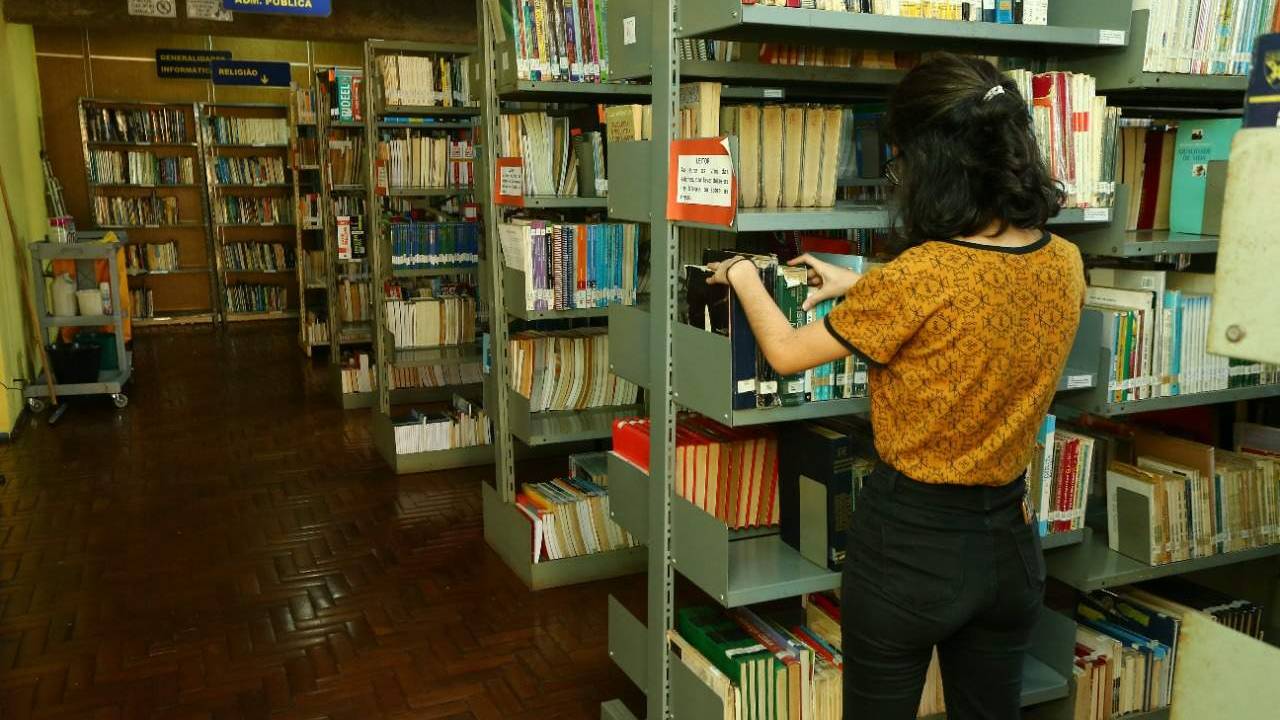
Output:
[361, 40, 491, 469]
[198, 102, 299, 323]
[77, 98, 219, 327]
[579, 3, 1280, 720]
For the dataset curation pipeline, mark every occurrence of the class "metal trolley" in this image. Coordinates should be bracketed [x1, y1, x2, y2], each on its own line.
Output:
[24, 235, 132, 411]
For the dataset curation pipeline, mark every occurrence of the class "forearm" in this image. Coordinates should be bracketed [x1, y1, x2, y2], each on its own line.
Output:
[727, 262, 849, 376]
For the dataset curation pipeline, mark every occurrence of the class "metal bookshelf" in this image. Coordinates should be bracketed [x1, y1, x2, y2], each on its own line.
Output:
[77, 98, 219, 326]
[364, 39, 493, 473]
[198, 102, 297, 324]
[289, 85, 328, 356]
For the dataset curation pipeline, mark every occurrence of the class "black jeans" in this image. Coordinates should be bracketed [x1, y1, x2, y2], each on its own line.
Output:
[842, 462, 1045, 720]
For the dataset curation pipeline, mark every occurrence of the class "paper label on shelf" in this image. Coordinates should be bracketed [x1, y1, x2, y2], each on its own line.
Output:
[502, 51, 510, 72]
[187, 0, 233, 21]
[1066, 374, 1093, 389]
[1083, 207, 1110, 222]
[785, 380, 805, 394]
[855, 371, 868, 385]
[623, 17, 637, 46]
[1099, 29, 1126, 46]
[758, 381, 778, 395]
[129, 0, 177, 18]
[762, 88, 783, 99]
[495, 156, 526, 207]
[736, 378, 756, 394]
[667, 137, 738, 227]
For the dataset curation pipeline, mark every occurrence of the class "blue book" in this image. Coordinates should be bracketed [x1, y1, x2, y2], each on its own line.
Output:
[1169, 118, 1241, 235]
[1164, 290, 1182, 396]
[995, 0, 1014, 24]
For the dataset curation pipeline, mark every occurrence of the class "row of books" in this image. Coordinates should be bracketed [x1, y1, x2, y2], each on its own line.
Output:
[1028, 414, 1097, 537]
[85, 106, 189, 144]
[613, 417, 781, 530]
[93, 196, 179, 227]
[340, 352, 375, 394]
[1086, 269, 1280, 402]
[677, 39, 741, 62]
[129, 288, 154, 319]
[728, 102, 846, 209]
[303, 311, 329, 347]
[206, 116, 289, 146]
[391, 362, 484, 390]
[125, 241, 179, 273]
[1119, 118, 1238, 235]
[758, 43, 917, 70]
[389, 220, 481, 270]
[756, 0, 1048, 25]
[1008, 69, 1120, 210]
[300, 193, 323, 230]
[89, 150, 194, 186]
[516, 453, 639, 563]
[495, 0, 612, 82]
[214, 196, 293, 226]
[391, 397, 491, 456]
[337, 279, 371, 323]
[328, 134, 366, 186]
[385, 295, 478, 349]
[508, 328, 640, 412]
[672, 603, 847, 720]
[224, 283, 289, 314]
[1143, 0, 1278, 76]
[377, 132, 475, 189]
[212, 156, 287, 186]
[1104, 425, 1280, 567]
[224, 242, 295, 273]
[296, 137, 320, 167]
[317, 68, 364, 122]
[685, 250, 871, 411]
[1069, 578, 1267, 719]
[375, 53, 473, 109]
[498, 220, 640, 311]
[498, 112, 603, 197]
[293, 87, 318, 126]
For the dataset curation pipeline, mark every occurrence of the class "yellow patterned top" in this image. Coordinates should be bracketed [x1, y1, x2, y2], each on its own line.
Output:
[824, 232, 1084, 486]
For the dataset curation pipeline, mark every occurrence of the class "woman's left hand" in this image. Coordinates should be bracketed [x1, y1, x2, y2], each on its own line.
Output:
[706, 256, 750, 286]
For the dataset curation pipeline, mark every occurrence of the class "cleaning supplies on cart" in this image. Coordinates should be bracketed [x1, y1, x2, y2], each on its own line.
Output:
[51, 273, 77, 317]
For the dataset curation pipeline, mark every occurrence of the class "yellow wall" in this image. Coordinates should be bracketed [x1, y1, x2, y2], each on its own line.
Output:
[0, 13, 47, 435]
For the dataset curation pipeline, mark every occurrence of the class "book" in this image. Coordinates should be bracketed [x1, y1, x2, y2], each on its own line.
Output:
[508, 328, 639, 412]
[499, 220, 639, 311]
[223, 242, 295, 272]
[93, 195, 179, 226]
[572, 131, 607, 197]
[519, 474, 637, 561]
[206, 116, 288, 146]
[1169, 118, 1240, 235]
[89, 150, 196, 186]
[498, 111, 585, 196]
[215, 196, 293, 226]
[390, 395, 491, 455]
[224, 283, 288, 314]
[1142, 1, 1280, 75]
[778, 421, 876, 569]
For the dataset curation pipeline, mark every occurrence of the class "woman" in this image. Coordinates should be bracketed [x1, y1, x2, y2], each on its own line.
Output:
[709, 53, 1084, 719]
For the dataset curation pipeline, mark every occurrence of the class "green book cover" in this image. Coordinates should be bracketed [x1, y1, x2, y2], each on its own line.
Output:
[676, 607, 772, 718]
[1169, 118, 1240, 235]
[774, 266, 809, 407]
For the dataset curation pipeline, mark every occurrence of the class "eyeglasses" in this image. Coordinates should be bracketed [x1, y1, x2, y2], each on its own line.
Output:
[883, 154, 902, 187]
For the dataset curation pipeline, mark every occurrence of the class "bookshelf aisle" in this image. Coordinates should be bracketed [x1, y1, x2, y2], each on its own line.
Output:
[79, 98, 218, 327]
[291, 86, 329, 356]
[363, 39, 491, 469]
[199, 102, 298, 323]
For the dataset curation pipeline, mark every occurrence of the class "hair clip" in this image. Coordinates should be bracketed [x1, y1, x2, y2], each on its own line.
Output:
[983, 85, 1006, 102]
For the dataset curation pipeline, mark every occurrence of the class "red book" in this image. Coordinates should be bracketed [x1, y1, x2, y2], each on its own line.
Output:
[1137, 130, 1166, 230]
[611, 418, 651, 471]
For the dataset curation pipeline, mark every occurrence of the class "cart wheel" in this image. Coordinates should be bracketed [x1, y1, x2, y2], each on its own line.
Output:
[111, 394, 129, 409]
[26, 398, 45, 413]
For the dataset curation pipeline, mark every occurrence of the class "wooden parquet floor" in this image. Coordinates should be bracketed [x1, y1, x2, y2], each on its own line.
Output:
[0, 323, 646, 720]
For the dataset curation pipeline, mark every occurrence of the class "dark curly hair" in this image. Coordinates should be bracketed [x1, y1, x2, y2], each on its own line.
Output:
[885, 53, 1064, 246]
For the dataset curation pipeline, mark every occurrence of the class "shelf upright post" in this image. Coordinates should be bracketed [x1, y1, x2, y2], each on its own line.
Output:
[364, 43, 390, 417]
[476, 0, 516, 500]
[647, 0, 680, 717]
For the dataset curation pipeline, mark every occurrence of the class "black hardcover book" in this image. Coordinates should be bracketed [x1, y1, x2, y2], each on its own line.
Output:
[779, 422, 874, 571]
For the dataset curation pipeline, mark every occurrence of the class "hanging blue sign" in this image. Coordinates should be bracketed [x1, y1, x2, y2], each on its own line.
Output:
[222, 0, 332, 17]
[209, 60, 292, 87]
[156, 49, 232, 80]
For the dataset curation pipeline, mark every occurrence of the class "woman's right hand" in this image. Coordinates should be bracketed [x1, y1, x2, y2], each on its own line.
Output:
[788, 254, 862, 311]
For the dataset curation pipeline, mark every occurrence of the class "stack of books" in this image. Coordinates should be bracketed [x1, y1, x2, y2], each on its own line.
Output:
[224, 283, 288, 313]
[677, 39, 741, 62]
[498, 219, 640, 312]
[613, 416, 780, 530]
[297, 136, 320, 166]
[207, 116, 288, 146]
[508, 328, 640, 412]
[293, 86, 317, 125]
[1142, 0, 1279, 75]
[390, 220, 481, 270]
[778, 419, 878, 569]
[89, 150, 194, 186]
[1027, 414, 1097, 537]
[93, 196, 179, 226]
[515, 453, 639, 563]
[224, 242, 295, 272]
[1085, 269, 1280, 403]
[85, 105, 188, 144]
[375, 53, 473, 108]
[390, 362, 484, 389]
[377, 130, 474, 189]
[494, 0, 612, 82]
[339, 352, 375, 394]
[212, 156, 286, 186]
[327, 134, 366, 185]
[385, 294, 477, 349]
[125, 241, 179, 273]
[215, 196, 293, 225]
[391, 396, 491, 455]
[498, 112, 597, 197]
[303, 311, 329, 346]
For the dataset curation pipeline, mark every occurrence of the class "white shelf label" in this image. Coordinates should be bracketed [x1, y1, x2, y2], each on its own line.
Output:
[499, 165, 524, 196]
[736, 378, 756, 394]
[623, 17, 637, 46]
[1099, 29, 1126, 46]
[763, 88, 783, 99]
[785, 380, 805, 394]
[758, 381, 778, 394]
[1083, 207, 1110, 222]
[675, 153, 734, 207]
[1066, 374, 1093, 389]
[855, 371, 868, 385]
[129, 0, 176, 18]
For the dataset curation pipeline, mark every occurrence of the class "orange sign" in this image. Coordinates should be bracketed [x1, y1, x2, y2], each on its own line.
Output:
[666, 136, 737, 228]
[495, 156, 526, 207]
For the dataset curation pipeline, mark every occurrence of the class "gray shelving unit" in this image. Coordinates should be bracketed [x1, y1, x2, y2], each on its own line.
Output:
[1047, 531, 1280, 593]
[25, 236, 132, 410]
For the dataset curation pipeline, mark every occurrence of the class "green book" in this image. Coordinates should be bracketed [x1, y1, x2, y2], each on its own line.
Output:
[1169, 118, 1240, 236]
[774, 266, 809, 406]
[677, 607, 773, 719]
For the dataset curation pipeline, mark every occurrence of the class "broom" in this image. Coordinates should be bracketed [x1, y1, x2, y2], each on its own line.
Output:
[0, 159, 58, 407]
